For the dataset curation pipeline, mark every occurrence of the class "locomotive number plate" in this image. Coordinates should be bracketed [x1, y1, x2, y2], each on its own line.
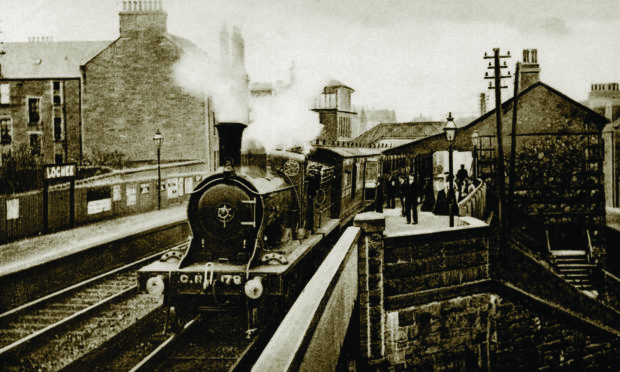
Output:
[172, 273, 203, 285]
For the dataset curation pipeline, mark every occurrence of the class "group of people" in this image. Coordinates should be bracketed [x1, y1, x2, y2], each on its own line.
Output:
[374, 164, 478, 221]
[455, 164, 477, 203]
[376, 171, 433, 224]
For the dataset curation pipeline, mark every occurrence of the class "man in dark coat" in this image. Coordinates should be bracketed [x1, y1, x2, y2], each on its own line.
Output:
[398, 175, 407, 216]
[405, 175, 419, 224]
[456, 164, 468, 190]
[421, 178, 435, 212]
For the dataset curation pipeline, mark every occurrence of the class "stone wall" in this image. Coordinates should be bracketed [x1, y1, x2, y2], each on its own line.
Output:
[384, 226, 489, 306]
[82, 35, 213, 163]
[0, 78, 81, 164]
[384, 291, 620, 371]
[355, 212, 620, 371]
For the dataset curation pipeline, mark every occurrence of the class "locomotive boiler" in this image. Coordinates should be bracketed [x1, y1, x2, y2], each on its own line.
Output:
[181, 123, 297, 268]
[138, 122, 329, 332]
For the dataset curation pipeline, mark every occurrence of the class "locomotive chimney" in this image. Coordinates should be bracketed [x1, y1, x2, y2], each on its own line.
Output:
[216, 122, 247, 168]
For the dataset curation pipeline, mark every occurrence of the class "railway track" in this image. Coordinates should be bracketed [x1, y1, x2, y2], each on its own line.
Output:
[129, 312, 264, 372]
[0, 246, 183, 371]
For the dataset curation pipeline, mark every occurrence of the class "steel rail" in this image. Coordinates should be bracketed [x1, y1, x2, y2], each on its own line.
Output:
[0, 242, 185, 321]
[0, 285, 136, 356]
[129, 316, 201, 372]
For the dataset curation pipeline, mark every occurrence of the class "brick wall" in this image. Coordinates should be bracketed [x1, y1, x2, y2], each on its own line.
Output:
[82, 35, 212, 163]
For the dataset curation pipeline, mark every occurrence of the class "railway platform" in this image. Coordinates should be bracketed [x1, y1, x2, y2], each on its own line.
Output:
[0, 204, 187, 277]
[607, 207, 620, 232]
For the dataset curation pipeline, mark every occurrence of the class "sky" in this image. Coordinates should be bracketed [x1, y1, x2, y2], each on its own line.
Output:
[1, 0, 620, 124]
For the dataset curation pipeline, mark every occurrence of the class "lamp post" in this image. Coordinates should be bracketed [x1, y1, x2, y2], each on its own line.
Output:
[444, 112, 457, 227]
[153, 129, 164, 210]
[471, 130, 479, 180]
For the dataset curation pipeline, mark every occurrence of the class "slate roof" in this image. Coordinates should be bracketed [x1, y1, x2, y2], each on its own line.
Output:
[383, 81, 609, 155]
[0, 33, 205, 79]
[163, 33, 205, 57]
[354, 121, 445, 145]
[325, 79, 354, 91]
[0, 41, 112, 79]
[316, 146, 384, 158]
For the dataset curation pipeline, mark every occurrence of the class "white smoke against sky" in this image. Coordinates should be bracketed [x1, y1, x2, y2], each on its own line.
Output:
[171, 46, 248, 124]
[244, 64, 329, 153]
[172, 33, 332, 154]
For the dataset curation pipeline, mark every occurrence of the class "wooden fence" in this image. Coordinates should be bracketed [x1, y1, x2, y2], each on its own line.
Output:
[0, 172, 205, 244]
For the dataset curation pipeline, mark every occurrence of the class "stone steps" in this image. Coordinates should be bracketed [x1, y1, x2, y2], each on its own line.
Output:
[551, 250, 594, 291]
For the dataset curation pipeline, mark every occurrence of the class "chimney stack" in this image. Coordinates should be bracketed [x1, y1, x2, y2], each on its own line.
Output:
[119, 0, 167, 38]
[519, 49, 540, 93]
[215, 122, 247, 168]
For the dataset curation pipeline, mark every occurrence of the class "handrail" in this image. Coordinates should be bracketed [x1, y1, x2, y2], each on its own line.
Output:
[586, 229, 593, 264]
[457, 179, 486, 219]
[546, 230, 553, 256]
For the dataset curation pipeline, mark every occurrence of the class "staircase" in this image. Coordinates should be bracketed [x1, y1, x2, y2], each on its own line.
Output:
[551, 250, 595, 291]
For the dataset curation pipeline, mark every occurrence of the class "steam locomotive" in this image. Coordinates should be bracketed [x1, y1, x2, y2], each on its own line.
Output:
[137, 122, 390, 333]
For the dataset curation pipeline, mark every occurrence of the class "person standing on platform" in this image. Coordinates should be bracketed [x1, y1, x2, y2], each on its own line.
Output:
[375, 177, 384, 213]
[456, 164, 468, 190]
[398, 174, 407, 216]
[421, 178, 435, 212]
[386, 172, 396, 209]
[405, 174, 419, 224]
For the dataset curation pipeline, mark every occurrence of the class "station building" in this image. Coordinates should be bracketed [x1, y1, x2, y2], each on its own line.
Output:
[0, 1, 234, 170]
[384, 49, 609, 263]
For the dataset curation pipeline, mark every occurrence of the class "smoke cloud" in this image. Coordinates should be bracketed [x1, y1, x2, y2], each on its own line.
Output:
[172, 44, 248, 124]
[172, 30, 332, 154]
[244, 65, 328, 153]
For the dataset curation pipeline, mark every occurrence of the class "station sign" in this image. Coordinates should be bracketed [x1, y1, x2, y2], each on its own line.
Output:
[44, 163, 77, 180]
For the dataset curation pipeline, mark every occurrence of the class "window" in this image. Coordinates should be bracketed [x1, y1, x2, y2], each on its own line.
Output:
[29, 132, 42, 155]
[54, 117, 63, 142]
[0, 118, 11, 144]
[52, 81, 62, 106]
[28, 98, 41, 125]
[0, 84, 9, 105]
[55, 154, 63, 164]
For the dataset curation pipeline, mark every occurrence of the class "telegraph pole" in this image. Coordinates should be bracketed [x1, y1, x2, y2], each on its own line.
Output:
[508, 62, 521, 208]
[484, 48, 511, 254]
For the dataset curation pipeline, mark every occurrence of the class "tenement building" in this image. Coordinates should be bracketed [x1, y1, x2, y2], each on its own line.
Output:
[0, 1, 225, 168]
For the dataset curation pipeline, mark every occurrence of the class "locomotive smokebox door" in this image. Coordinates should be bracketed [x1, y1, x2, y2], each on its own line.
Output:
[194, 182, 259, 262]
